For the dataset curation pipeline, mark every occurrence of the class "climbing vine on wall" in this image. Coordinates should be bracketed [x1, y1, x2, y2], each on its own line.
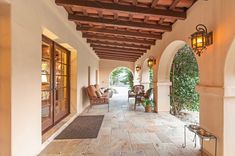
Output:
[170, 45, 199, 115]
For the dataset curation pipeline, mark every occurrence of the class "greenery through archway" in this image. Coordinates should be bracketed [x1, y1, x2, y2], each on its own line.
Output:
[109, 67, 133, 89]
[170, 45, 199, 115]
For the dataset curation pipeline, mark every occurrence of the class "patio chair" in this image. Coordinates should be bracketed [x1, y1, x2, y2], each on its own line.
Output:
[128, 85, 145, 102]
[134, 88, 154, 110]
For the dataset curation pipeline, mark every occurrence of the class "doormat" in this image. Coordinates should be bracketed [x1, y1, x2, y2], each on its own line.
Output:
[55, 115, 104, 139]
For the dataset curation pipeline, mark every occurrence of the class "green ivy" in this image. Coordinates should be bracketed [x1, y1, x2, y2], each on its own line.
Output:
[110, 67, 133, 89]
[170, 45, 199, 115]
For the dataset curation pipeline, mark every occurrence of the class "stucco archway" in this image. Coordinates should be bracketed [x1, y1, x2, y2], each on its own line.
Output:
[157, 40, 186, 112]
[109, 66, 133, 87]
[224, 38, 235, 156]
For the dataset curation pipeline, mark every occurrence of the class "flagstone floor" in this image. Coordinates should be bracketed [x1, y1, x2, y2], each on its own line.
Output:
[39, 93, 202, 156]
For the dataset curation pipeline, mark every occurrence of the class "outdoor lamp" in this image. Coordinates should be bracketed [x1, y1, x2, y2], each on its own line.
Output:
[136, 65, 141, 72]
[191, 24, 213, 56]
[147, 56, 156, 68]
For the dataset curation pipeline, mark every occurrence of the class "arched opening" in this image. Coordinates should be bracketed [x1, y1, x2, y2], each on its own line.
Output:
[157, 40, 186, 112]
[170, 45, 199, 123]
[224, 38, 235, 156]
[109, 67, 133, 96]
[141, 59, 154, 90]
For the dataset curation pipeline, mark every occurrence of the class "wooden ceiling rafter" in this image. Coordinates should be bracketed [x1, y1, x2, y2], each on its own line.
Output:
[68, 14, 172, 32]
[56, 0, 197, 62]
[93, 47, 145, 54]
[151, 0, 160, 8]
[96, 53, 140, 58]
[91, 44, 146, 53]
[87, 39, 151, 49]
[83, 33, 156, 45]
[56, 0, 187, 20]
[77, 26, 162, 39]
[169, 0, 182, 10]
[99, 56, 136, 62]
[95, 50, 143, 56]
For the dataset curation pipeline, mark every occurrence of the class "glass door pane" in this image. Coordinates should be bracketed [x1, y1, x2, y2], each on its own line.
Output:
[54, 44, 70, 123]
[41, 37, 53, 132]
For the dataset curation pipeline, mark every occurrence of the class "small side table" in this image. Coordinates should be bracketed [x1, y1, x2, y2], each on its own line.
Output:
[182, 125, 217, 156]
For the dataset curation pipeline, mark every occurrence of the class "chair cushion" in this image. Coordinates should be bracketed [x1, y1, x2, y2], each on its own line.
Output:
[129, 92, 136, 96]
[96, 90, 102, 98]
[87, 85, 97, 98]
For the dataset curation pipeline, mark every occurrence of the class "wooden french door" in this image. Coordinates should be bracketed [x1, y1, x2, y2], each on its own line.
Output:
[41, 36, 70, 133]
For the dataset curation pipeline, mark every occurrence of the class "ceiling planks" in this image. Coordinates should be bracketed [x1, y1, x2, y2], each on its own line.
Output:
[55, 0, 197, 62]
[69, 14, 172, 32]
[56, 0, 187, 20]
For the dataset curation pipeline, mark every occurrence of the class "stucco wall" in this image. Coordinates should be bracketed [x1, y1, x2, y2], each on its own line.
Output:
[99, 59, 134, 87]
[135, 0, 235, 155]
[5, 0, 99, 156]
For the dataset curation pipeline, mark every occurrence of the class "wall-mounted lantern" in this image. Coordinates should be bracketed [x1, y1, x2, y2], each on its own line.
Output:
[135, 65, 141, 72]
[191, 24, 213, 56]
[147, 56, 156, 69]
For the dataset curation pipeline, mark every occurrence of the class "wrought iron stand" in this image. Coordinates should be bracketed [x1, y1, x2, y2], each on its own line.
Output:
[182, 125, 217, 156]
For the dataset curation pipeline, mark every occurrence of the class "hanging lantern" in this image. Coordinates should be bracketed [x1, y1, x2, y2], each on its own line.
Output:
[147, 56, 156, 68]
[136, 65, 141, 72]
[191, 24, 213, 56]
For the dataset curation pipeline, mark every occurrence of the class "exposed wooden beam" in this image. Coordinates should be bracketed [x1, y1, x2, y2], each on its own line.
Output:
[151, 0, 160, 8]
[56, 0, 186, 20]
[99, 54, 137, 59]
[83, 33, 156, 45]
[87, 39, 151, 50]
[99, 56, 136, 62]
[93, 48, 145, 55]
[97, 53, 139, 59]
[69, 14, 172, 32]
[92, 43, 149, 51]
[77, 26, 162, 39]
[169, 0, 181, 10]
[95, 51, 142, 57]
[91, 44, 146, 53]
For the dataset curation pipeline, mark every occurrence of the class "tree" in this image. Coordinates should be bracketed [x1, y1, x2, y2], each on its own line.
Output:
[110, 67, 133, 89]
[170, 45, 199, 115]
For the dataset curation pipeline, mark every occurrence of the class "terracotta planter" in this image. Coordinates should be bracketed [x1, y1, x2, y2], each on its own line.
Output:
[145, 106, 152, 112]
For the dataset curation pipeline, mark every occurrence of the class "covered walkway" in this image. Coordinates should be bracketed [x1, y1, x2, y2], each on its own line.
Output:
[39, 93, 200, 156]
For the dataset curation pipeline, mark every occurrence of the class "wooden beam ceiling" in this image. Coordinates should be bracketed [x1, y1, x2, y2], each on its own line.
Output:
[95, 50, 142, 56]
[97, 53, 140, 59]
[56, 0, 186, 20]
[77, 26, 162, 39]
[83, 33, 156, 45]
[93, 48, 143, 54]
[99, 56, 136, 62]
[55, 0, 197, 62]
[87, 39, 151, 50]
[91, 44, 146, 53]
[69, 14, 172, 32]
[169, 0, 182, 10]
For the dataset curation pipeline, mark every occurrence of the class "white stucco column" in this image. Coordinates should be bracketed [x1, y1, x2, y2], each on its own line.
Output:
[157, 81, 172, 112]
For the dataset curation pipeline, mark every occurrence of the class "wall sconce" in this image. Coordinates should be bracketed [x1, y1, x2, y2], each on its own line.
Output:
[191, 24, 213, 56]
[136, 65, 141, 72]
[147, 56, 156, 68]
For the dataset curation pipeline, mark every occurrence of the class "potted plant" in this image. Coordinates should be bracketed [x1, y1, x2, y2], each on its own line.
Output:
[142, 99, 154, 113]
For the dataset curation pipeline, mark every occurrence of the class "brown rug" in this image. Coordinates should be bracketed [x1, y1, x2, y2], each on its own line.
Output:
[55, 115, 104, 139]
